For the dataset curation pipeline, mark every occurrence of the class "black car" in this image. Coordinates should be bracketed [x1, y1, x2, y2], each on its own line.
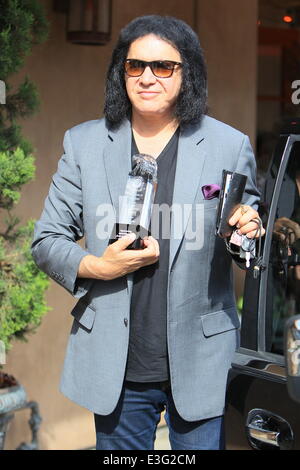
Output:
[225, 119, 300, 450]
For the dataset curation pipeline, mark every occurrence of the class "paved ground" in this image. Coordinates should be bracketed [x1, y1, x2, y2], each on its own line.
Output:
[154, 425, 170, 450]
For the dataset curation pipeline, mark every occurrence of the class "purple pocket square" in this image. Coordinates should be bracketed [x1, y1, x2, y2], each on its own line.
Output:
[202, 184, 221, 200]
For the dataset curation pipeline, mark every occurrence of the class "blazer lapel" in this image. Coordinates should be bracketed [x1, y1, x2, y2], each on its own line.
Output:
[169, 122, 207, 271]
[103, 119, 134, 295]
[103, 119, 132, 215]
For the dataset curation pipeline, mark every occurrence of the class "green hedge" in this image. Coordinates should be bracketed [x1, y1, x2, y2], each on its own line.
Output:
[0, 0, 50, 355]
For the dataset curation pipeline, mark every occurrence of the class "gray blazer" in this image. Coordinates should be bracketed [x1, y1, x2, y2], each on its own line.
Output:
[31, 115, 260, 421]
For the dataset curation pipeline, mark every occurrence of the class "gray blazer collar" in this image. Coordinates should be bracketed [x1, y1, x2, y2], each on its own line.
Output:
[103, 119, 132, 214]
[170, 121, 206, 269]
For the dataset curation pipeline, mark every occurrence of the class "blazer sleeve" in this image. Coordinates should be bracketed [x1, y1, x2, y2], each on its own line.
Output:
[228, 134, 262, 270]
[236, 134, 261, 210]
[31, 129, 92, 298]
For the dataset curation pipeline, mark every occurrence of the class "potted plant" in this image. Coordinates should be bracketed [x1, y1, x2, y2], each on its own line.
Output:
[0, 0, 49, 449]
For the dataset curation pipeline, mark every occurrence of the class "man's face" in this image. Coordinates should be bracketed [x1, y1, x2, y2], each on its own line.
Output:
[125, 34, 182, 121]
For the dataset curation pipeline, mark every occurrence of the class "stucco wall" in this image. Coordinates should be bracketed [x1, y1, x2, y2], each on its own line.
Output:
[197, 0, 258, 144]
[4, 0, 257, 450]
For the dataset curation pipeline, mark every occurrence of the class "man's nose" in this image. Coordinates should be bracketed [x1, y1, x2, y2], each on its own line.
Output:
[139, 65, 157, 85]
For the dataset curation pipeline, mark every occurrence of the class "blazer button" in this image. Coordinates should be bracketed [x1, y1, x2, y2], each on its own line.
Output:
[124, 318, 128, 327]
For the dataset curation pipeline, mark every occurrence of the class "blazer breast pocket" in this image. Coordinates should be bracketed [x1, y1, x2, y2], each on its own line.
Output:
[202, 199, 219, 210]
[71, 300, 96, 331]
[195, 194, 219, 211]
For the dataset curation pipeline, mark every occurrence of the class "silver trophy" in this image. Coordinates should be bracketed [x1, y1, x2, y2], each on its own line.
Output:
[109, 154, 158, 249]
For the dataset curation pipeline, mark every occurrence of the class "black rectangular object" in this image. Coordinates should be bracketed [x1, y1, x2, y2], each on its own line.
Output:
[216, 170, 247, 238]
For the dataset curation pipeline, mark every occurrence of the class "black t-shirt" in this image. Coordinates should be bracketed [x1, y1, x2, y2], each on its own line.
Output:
[125, 129, 179, 382]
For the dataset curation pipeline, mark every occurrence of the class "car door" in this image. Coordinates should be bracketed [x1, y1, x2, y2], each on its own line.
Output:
[225, 123, 300, 450]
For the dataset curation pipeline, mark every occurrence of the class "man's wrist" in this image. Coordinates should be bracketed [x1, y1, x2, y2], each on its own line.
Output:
[78, 255, 107, 280]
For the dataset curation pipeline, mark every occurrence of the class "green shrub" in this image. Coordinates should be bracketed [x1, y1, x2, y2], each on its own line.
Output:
[0, 0, 49, 356]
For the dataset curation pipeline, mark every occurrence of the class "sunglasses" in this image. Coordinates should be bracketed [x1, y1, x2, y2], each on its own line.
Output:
[125, 59, 182, 78]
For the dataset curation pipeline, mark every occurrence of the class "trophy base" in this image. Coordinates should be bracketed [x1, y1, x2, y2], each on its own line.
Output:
[108, 223, 150, 250]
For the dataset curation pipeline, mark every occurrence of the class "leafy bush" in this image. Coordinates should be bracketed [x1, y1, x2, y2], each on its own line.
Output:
[0, 0, 50, 355]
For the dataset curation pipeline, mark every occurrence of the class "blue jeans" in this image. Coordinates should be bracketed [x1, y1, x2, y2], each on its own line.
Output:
[94, 381, 225, 450]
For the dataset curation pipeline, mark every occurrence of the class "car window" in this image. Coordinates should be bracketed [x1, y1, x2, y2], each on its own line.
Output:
[265, 142, 300, 354]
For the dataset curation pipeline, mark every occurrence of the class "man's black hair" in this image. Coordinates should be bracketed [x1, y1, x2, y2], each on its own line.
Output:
[104, 15, 208, 129]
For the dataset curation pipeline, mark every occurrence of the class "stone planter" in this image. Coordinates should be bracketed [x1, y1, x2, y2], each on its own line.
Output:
[0, 384, 27, 413]
[0, 373, 41, 450]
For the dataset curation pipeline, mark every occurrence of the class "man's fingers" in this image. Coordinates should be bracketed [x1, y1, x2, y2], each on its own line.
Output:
[228, 206, 246, 226]
[229, 205, 256, 227]
[109, 234, 159, 270]
[142, 236, 160, 258]
[111, 232, 136, 251]
[228, 206, 266, 238]
[242, 225, 266, 238]
[244, 229, 262, 239]
[237, 221, 263, 235]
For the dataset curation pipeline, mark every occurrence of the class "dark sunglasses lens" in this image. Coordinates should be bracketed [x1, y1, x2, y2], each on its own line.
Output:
[125, 61, 144, 76]
[125, 60, 178, 78]
[152, 62, 174, 78]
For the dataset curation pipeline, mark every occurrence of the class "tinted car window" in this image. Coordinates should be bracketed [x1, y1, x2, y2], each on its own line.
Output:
[265, 142, 300, 354]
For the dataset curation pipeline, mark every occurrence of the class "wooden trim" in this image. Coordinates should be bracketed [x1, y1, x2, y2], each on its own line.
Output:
[258, 95, 292, 103]
[259, 26, 300, 46]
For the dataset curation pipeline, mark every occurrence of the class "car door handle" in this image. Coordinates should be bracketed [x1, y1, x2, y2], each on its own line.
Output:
[247, 423, 280, 447]
[246, 409, 294, 450]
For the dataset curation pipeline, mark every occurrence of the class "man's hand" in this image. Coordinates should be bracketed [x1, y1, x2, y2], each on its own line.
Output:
[228, 205, 266, 239]
[78, 234, 160, 281]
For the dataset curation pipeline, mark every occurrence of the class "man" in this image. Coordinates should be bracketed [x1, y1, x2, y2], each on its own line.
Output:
[32, 15, 264, 450]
